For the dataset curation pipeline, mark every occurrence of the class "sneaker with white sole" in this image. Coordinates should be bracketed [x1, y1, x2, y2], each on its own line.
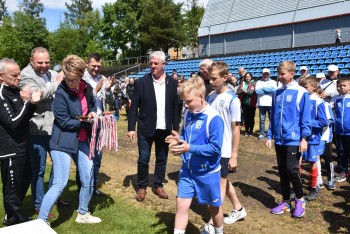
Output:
[224, 206, 247, 224]
[200, 223, 215, 234]
[75, 212, 101, 224]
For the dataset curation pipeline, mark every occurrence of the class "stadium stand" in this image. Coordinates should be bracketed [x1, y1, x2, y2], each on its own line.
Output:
[128, 45, 350, 79]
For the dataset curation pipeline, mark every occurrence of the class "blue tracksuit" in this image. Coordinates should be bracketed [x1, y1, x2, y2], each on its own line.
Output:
[180, 104, 224, 176]
[308, 93, 329, 145]
[267, 81, 311, 145]
[331, 94, 350, 136]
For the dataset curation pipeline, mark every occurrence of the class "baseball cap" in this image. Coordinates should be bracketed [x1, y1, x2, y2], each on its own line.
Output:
[328, 64, 338, 72]
[316, 73, 325, 79]
[300, 66, 308, 71]
[262, 68, 270, 73]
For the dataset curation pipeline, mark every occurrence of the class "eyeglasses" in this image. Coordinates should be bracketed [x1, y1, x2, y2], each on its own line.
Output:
[149, 62, 164, 66]
[64, 77, 80, 84]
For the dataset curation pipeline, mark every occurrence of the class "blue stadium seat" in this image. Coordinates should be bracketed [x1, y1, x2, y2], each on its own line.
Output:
[342, 58, 350, 63]
[333, 58, 341, 63]
[311, 65, 318, 69]
[322, 47, 329, 51]
[316, 48, 323, 52]
[345, 63, 350, 68]
[338, 64, 345, 69]
[329, 47, 337, 50]
[340, 69, 349, 75]
[316, 59, 324, 64]
[337, 46, 344, 50]
[319, 64, 327, 70]
[344, 45, 350, 50]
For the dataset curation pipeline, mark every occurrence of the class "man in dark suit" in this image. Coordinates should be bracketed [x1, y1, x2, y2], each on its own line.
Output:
[127, 51, 179, 202]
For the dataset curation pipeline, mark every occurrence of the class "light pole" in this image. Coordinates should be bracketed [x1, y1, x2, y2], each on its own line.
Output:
[208, 26, 211, 57]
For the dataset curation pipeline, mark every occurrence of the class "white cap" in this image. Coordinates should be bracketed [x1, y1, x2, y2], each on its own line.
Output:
[262, 68, 270, 73]
[316, 73, 325, 79]
[300, 66, 308, 71]
[328, 64, 338, 72]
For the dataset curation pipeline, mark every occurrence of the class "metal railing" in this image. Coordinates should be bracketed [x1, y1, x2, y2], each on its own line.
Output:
[113, 64, 141, 78]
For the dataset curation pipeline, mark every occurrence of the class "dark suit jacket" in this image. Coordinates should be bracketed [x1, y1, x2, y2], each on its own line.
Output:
[128, 73, 179, 136]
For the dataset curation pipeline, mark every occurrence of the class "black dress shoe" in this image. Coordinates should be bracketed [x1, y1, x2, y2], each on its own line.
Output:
[94, 189, 106, 196]
[56, 199, 71, 208]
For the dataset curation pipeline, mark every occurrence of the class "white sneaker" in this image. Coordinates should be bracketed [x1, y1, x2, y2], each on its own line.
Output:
[75, 212, 101, 224]
[224, 207, 247, 224]
[200, 223, 215, 234]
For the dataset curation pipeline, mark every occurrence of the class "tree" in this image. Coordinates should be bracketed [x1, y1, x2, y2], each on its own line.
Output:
[0, 0, 8, 22]
[64, 0, 93, 27]
[0, 10, 49, 67]
[19, 0, 44, 19]
[183, 0, 204, 53]
[101, 0, 141, 59]
[138, 0, 185, 53]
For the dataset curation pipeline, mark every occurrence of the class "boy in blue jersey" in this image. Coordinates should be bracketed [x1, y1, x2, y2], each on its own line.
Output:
[300, 77, 329, 201]
[330, 78, 350, 182]
[266, 61, 311, 218]
[206, 61, 246, 228]
[165, 77, 225, 234]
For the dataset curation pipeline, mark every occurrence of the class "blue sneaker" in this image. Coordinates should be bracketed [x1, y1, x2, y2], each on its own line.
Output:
[271, 201, 290, 215]
[293, 198, 306, 218]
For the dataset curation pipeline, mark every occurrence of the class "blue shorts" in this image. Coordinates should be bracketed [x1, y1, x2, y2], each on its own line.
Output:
[177, 168, 222, 207]
[302, 141, 325, 162]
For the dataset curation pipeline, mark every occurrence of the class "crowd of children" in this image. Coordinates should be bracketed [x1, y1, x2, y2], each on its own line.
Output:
[167, 59, 349, 233]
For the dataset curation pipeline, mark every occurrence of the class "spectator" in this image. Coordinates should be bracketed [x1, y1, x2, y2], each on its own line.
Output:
[320, 65, 339, 103]
[127, 51, 179, 202]
[316, 73, 326, 84]
[125, 78, 135, 120]
[199, 59, 213, 97]
[227, 75, 239, 94]
[296, 66, 309, 84]
[238, 67, 247, 83]
[335, 28, 342, 44]
[238, 73, 257, 136]
[38, 55, 101, 224]
[80, 53, 114, 196]
[19, 47, 64, 218]
[112, 77, 123, 118]
[0, 58, 42, 225]
[255, 68, 277, 140]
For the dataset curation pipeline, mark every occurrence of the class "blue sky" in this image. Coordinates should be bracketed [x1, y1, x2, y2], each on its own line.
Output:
[8, 0, 208, 32]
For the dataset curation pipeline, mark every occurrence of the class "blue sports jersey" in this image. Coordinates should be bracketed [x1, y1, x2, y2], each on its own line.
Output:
[267, 81, 311, 146]
[331, 94, 350, 136]
[308, 93, 328, 145]
[180, 104, 224, 176]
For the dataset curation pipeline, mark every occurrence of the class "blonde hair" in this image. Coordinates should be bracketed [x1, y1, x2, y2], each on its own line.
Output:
[277, 61, 296, 74]
[208, 61, 228, 77]
[179, 76, 205, 99]
[61, 55, 86, 78]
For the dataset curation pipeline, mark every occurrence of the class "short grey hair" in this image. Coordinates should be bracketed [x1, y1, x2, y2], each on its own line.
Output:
[0, 58, 17, 74]
[199, 59, 213, 68]
[149, 51, 166, 63]
[30, 47, 49, 58]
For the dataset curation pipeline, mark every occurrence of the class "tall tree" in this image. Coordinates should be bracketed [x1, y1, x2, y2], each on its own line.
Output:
[64, 0, 93, 27]
[138, 0, 185, 53]
[0, 0, 8, 22]
[101, 0, 141, 58]
[19, 0, 44, 19]
[183, 0, 204, 53]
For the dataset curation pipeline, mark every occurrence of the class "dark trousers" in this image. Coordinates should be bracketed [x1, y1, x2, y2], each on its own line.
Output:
[1, 155, 31, 222]
[243, 105, 256, 134]
[336, 134, 350, 173]
[137, 129, 170, 189]
[275, 145, 303, 201]
[321, 142, 334, 181]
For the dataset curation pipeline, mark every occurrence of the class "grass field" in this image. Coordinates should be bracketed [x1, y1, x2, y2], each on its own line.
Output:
[1, 110, 350, 233]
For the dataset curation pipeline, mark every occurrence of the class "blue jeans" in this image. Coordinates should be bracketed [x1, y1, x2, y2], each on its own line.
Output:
[258, 106, 271, 135]
[38, 141, 94, 221]
[28, 135, 53, 211]
[137, 130, 170, 189]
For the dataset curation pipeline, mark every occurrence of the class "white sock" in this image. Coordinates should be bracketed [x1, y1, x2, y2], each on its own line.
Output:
[174, 228, 185, 234]
[214, 225, 224, 234]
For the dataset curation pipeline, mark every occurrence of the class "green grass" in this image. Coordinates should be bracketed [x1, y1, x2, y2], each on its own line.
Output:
[0, 172, 168, 233]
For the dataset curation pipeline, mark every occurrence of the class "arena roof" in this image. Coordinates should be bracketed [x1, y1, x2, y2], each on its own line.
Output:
[198, 0, 350, 37]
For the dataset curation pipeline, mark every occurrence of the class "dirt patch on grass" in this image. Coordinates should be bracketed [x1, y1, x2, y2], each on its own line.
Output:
[99, 115, 350, 233]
